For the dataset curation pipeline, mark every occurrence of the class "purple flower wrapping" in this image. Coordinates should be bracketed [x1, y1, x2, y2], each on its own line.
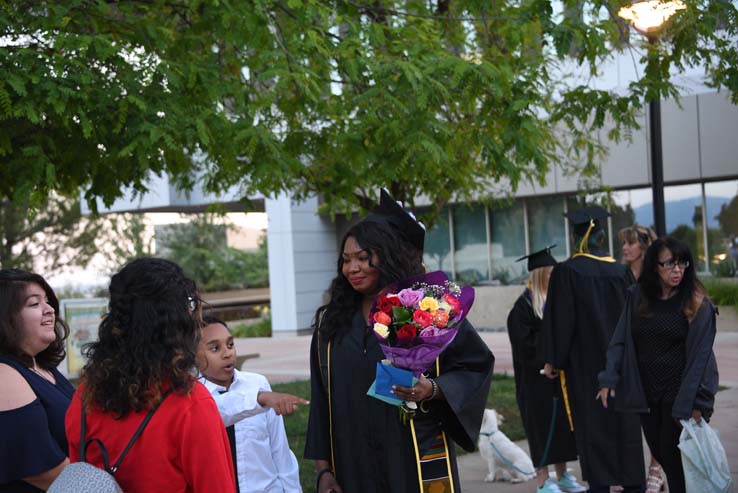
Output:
[371, 271, 475, 377]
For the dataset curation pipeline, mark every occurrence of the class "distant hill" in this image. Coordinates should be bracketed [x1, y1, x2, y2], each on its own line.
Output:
[633, 196, 731, 232]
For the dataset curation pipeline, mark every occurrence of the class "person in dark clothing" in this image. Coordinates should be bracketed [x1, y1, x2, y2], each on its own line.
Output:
[540, 206, 645, 493]
[305, 190, 495, 493]
[618, 224, 665, 493]
[0, 269, 74, 493]
[507, 247, 584, 493]
[599, 237, 719, 493]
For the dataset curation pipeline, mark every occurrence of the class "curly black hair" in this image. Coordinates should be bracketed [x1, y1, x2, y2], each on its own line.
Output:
[314, 220, 424, 341]
[0, 269, 69, 370]
[82, 257, 200, 417]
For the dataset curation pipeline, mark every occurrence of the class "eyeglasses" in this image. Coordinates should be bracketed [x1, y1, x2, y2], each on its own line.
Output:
[657, 260, 690, 271]
[187, 296, 200, 312]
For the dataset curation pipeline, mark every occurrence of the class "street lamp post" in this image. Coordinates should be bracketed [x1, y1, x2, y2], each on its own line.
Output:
[618, 0, 686, 237]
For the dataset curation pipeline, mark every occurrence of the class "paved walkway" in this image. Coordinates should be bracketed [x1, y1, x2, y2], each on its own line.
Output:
[236, 332, 738, 492]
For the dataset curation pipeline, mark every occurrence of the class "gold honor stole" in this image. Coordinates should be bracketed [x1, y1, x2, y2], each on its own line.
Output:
[409, 358, 455, 493]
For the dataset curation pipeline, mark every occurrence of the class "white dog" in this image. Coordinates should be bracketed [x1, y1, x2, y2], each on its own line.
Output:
[478, 409, 536, 483]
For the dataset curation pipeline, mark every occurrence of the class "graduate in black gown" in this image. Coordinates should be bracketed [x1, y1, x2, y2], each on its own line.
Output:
[540, 207, 645, 493]
[507, 246, 584, 493]
[305, 190, 495, 493]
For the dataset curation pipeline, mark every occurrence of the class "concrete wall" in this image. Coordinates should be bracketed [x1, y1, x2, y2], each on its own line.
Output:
[266, 195, 337, 335]
[466, 285, 526, 330]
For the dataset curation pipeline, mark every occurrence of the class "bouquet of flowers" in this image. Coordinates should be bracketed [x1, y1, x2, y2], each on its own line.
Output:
[367, 271, 474, 412]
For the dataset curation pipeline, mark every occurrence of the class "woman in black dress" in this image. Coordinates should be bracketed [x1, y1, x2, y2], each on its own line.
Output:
[0, 269, 74, 492]
[305, 190, 495, 493]
[599, 237, 719, 493]
[507, 248, 584, 493]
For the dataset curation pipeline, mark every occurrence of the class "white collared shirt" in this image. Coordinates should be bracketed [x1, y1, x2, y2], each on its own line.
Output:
[201, 369, 302, 493]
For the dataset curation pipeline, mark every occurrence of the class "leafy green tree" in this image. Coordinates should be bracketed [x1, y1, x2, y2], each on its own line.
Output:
[717, 196, 738, 237]
[0, 193, 150, 275]
[156, 214, 268, 291]
[2, 0, 737, 219]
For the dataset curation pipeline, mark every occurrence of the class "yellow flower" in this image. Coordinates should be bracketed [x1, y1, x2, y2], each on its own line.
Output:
[373, 323, 389, 339]
[419, 296, 439, 312]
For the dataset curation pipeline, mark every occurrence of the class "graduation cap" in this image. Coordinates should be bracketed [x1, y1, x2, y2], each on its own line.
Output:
[363, 189, 426, 251]
[516, 245, 557, 271]
[564, 206, 610, 237]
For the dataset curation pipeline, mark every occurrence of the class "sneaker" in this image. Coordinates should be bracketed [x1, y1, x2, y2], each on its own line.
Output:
[557, 472, 588, 493]
[537, 479, 564, 493]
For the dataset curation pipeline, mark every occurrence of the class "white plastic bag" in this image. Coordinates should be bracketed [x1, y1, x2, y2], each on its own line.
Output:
[678, 417, 733, 493]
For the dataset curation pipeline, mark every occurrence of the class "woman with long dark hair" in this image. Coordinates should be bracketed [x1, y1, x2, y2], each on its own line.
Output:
[0, 269, 74, 492]
[598, 237, 719, 493]
[64, 258, 237, 492]
[305, 191, 495, 493]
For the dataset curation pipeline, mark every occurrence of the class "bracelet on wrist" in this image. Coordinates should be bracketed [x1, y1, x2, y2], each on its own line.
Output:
[316, 468, 334, 490]
[427, 378, 438, 400]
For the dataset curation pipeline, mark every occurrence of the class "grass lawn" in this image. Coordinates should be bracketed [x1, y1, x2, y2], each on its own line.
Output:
[273, 373, 522, 493]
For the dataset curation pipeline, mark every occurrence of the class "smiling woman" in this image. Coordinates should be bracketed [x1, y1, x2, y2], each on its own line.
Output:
[0, 269, 74, 493]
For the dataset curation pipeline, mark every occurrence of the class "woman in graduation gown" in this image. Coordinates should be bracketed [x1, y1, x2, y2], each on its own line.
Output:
[507, 247, 584, 493]
[305, 190, 495, 493]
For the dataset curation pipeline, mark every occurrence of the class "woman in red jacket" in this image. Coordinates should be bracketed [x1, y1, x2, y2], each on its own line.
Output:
[65, 258, 236, 493]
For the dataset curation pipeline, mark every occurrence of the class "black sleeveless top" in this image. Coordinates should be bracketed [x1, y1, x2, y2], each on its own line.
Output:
[0, 355, 75, 493]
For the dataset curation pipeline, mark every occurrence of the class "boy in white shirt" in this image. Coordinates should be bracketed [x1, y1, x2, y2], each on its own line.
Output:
[197, 316, 303, 493]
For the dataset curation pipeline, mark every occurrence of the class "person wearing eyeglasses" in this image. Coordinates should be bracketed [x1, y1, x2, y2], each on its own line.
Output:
[598, 237, 719, 493]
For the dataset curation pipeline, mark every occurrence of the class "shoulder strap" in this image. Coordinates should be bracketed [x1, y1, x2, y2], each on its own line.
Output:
[79, 388, 174, 473]
[111, 387, 174, 472]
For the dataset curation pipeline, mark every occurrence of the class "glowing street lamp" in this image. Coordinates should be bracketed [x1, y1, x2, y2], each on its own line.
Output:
[618, 0, 686, 237]
[618, 0, 686, 37]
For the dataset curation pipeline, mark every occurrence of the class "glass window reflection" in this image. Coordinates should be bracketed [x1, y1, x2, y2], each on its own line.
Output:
[453, 204, 489, 285]
[422, 208, 453, 277]
[489, 201, 526, 284]
[705, 180, 738, 277]
[527, 196, 567, 260]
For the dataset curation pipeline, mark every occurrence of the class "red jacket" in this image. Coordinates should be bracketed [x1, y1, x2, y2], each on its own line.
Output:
[66, 382, 236, 493]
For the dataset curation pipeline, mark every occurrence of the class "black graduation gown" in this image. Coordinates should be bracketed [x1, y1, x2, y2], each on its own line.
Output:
[539, 251, 645, 487]
[305, 312, 494, 493]
[506, 290, 578, 467]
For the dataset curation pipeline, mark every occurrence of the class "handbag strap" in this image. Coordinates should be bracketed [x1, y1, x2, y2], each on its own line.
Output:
[79, 388, 174, 473]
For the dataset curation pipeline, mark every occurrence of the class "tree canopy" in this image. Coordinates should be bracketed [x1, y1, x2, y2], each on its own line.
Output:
[2, 0, 737, 218]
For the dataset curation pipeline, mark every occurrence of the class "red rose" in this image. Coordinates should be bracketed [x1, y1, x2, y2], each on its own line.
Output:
[397, 324, 416, 340]
[443, 293, 461, 315]
[378, 295, 402, 314]
[413, 309, 433, 328]
[374, 311, 392, 325]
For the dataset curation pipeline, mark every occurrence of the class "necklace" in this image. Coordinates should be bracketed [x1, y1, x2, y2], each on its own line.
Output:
[29, 364, 56, 384]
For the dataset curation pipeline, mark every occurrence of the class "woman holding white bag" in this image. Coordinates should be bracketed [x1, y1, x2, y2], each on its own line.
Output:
[597, 237, 719, 493]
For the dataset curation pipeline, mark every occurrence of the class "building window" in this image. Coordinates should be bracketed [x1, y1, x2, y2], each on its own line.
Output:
[705, 180, 738, 277]
[489, 201, 527, 284]
[527, 196, 567, 260]
[422, 208, 453, 277]
[664, 183, 706, 270]
[452, 204, 489, 285]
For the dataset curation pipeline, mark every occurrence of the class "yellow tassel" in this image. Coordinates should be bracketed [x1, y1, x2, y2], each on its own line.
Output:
[577, 220, 595, 254]
[559, 370, 574, 432]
